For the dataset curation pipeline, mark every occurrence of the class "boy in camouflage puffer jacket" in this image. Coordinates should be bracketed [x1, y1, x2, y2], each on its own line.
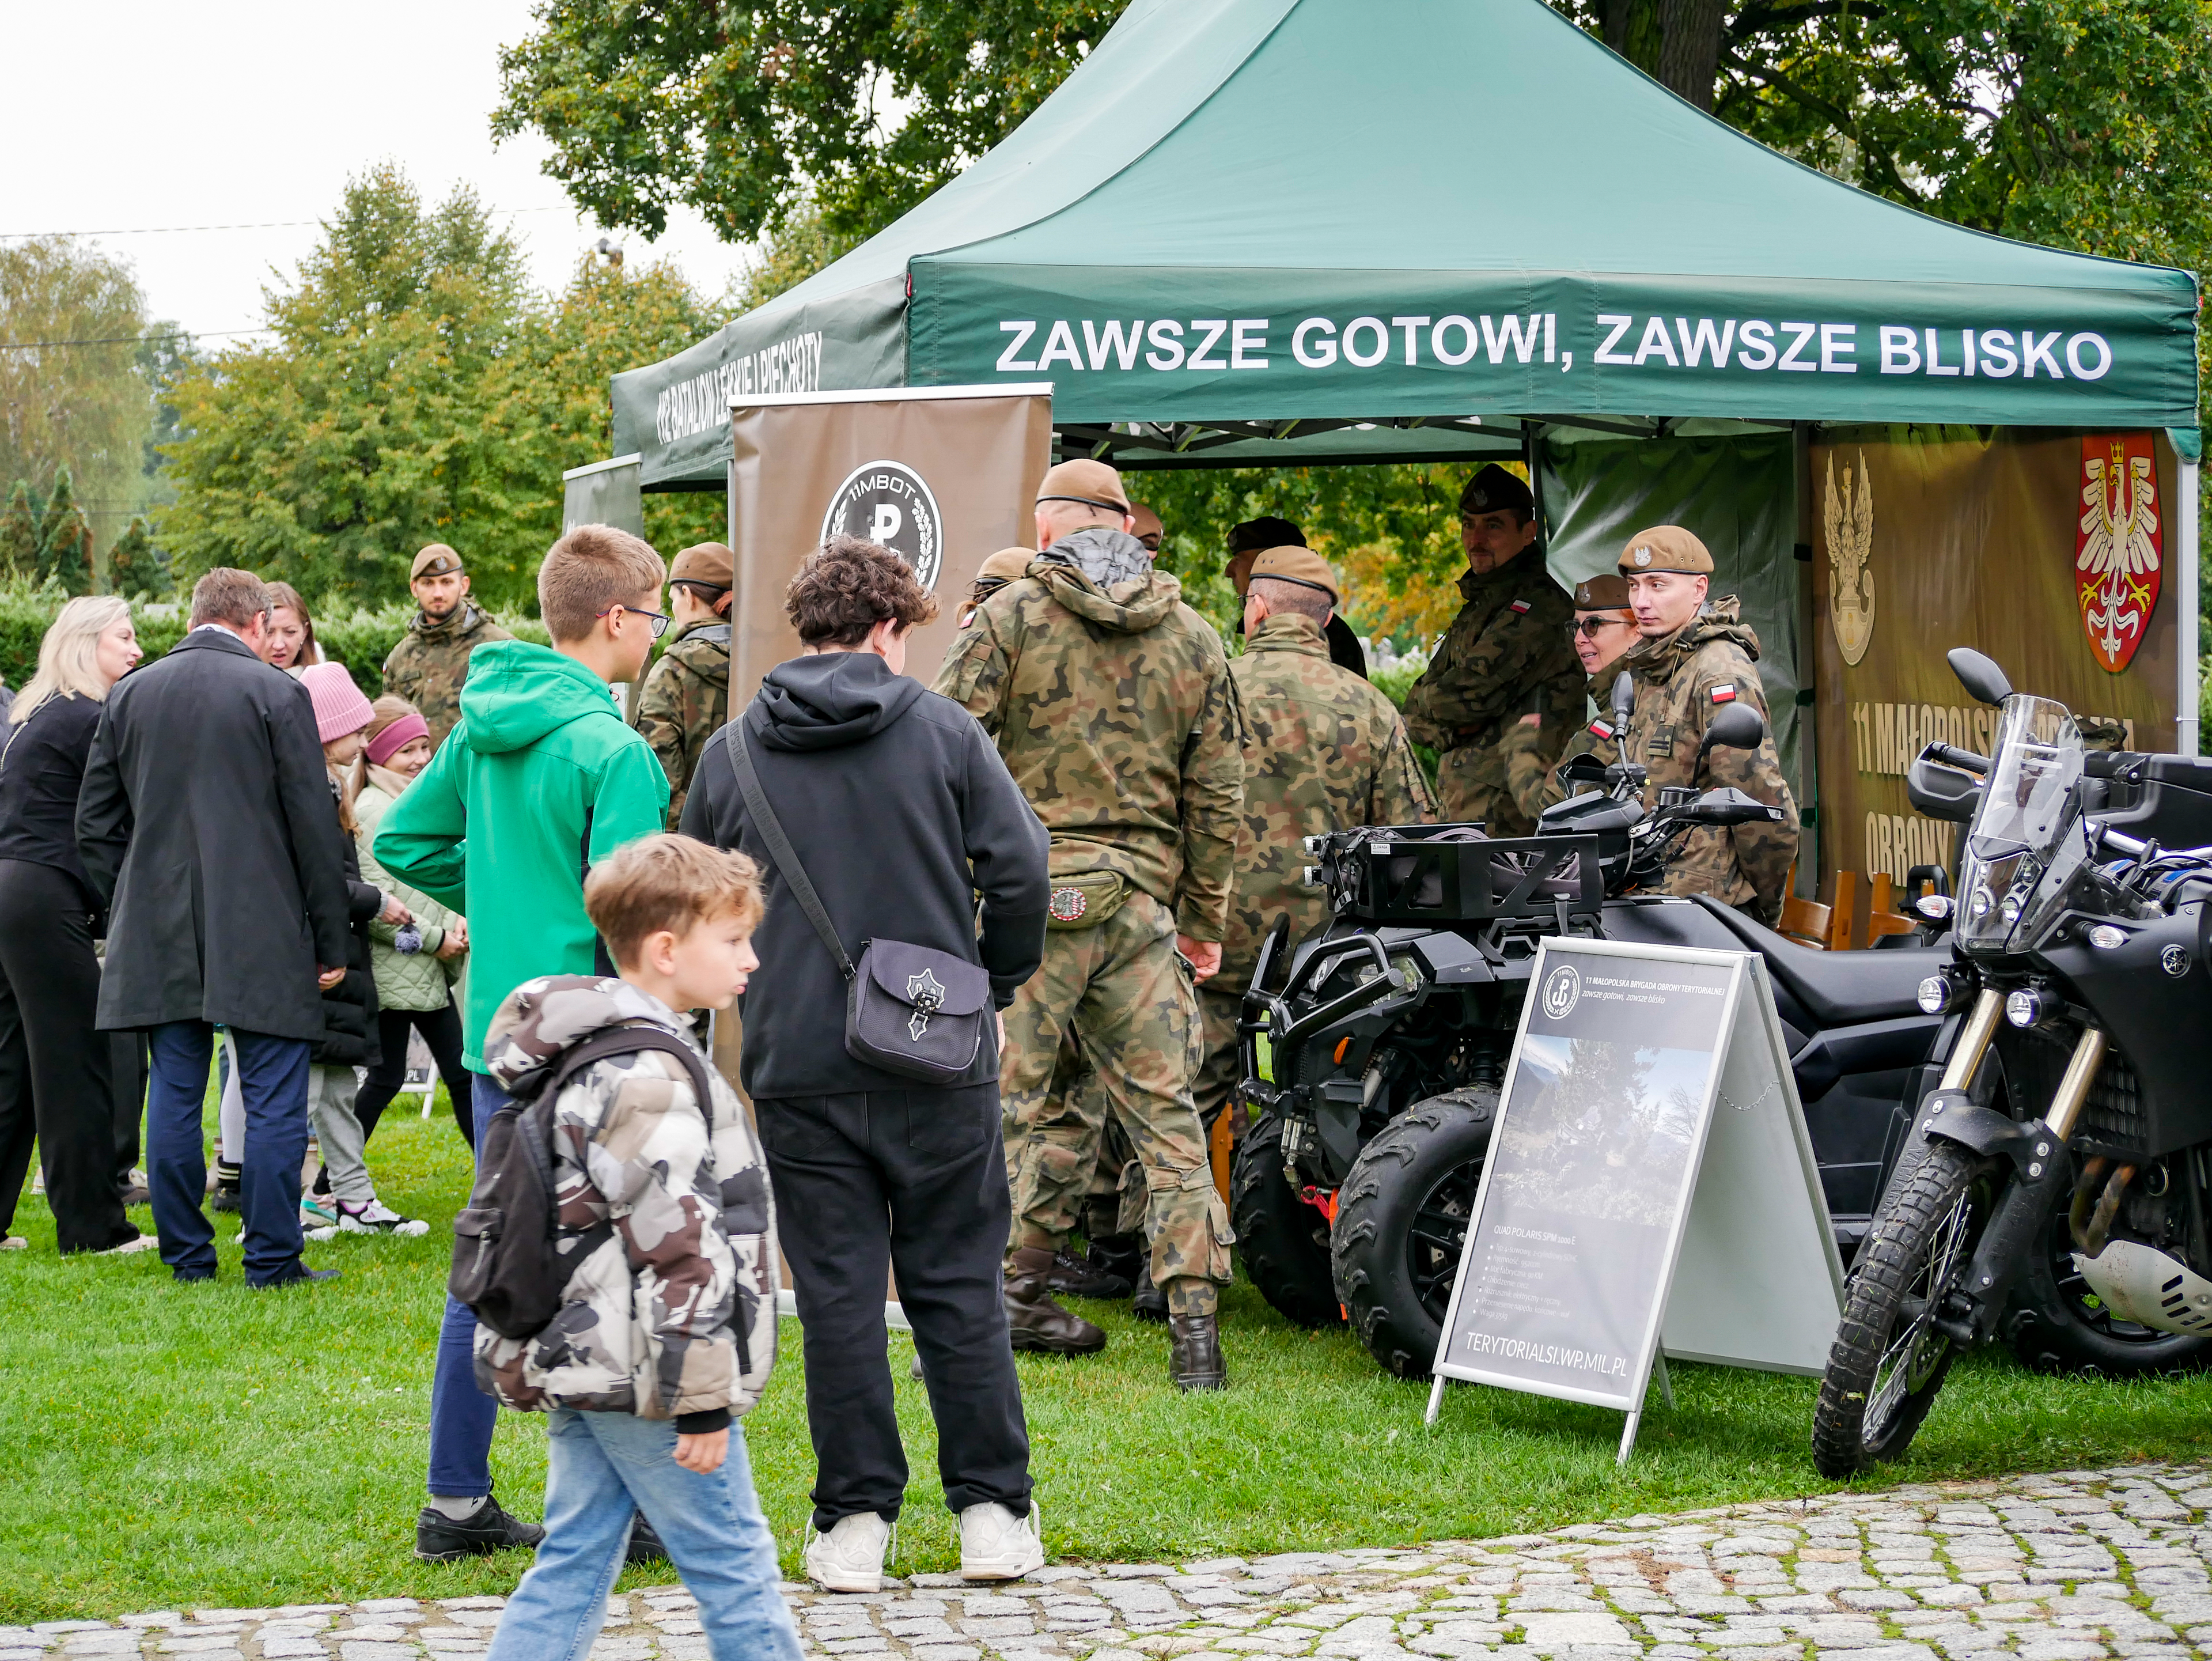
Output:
[476, 835, 798, 1661]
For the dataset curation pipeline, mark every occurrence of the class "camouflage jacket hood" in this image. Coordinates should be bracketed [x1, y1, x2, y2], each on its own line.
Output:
[409, 601, 499, 645]
[475, 974, 778, 1424]
[1029, 559, 1183, 634]
[1638, 597, 1760, 684]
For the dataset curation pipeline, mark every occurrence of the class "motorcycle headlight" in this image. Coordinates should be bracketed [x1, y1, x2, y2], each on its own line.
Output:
[2005, 987, 2046, 1028]
[1916, 976, 1953, 1015]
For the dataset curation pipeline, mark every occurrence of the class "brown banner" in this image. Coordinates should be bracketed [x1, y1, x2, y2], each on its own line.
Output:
[1810, 426, 2180, 891]
[727, 389, 1055, 705]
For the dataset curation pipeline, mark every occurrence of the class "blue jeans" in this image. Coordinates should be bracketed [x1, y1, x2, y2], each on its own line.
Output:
[147, 1021, 309, 1284]
[486, 1410, 801, 1661]
[427, 1072, 505, 1496]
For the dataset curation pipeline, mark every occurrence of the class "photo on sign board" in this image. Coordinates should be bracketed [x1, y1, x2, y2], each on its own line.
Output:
[1490, 1035, 1707, 1230]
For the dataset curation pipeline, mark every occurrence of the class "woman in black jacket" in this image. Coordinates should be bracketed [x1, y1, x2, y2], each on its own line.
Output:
[0, 598, 154, 1254]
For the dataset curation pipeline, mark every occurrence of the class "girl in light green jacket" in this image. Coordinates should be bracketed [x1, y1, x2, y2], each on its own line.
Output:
[352, 697, 476, 1147]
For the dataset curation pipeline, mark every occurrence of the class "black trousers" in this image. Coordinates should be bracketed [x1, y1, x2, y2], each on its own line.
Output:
[755, 1084, 1031, 1529]
[0, 859, 135, 1252]
[355, 1001, 474, 1148]
[110, 1031, 146, 1189]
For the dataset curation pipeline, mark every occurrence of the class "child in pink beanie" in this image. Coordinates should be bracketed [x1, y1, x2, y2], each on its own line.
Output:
[294, 663, 429, 1239]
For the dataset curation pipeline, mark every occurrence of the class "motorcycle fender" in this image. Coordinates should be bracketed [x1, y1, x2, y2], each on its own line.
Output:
[1919, 1092, 2052, 1172]
[1936, 1143, 2075, 1346]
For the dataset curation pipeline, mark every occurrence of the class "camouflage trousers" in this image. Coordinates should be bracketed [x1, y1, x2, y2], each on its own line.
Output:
[1001, 890, 1232, 1316]
[1436, 740, 1534, 836]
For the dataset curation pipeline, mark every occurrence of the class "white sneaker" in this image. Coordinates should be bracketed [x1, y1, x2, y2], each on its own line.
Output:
[805, 1512, 891, 1592]
[1, 1236, 25, 1251]
[97, 1235, 161, 1256]
[339, 1201, 431, 1238]
[960, 1500, 1043, 1581]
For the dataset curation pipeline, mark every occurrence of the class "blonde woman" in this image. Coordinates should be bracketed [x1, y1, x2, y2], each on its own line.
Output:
[0, 597, 155, 1256]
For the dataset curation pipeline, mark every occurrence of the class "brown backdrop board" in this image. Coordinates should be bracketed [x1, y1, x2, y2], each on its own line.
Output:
[1810, 426, 2180, 891]
[727, 386, 1055, 705]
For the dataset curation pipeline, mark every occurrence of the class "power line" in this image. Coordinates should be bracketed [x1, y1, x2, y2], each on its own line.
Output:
[0, 206, 579, 241]
[0, 329, 266, 350]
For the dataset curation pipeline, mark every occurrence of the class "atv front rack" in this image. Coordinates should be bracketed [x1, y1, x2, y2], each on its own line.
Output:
[1314, 826, 1603, 927]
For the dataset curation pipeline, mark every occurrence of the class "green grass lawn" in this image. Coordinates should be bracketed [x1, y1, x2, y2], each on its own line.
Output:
[5, 1090, 2212, 1624]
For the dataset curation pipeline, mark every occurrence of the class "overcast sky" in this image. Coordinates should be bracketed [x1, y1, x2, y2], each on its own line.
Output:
[3, 0, 756, 343]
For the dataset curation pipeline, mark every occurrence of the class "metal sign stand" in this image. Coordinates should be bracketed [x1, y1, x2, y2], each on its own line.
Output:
[1424, 938, 1843, 1463]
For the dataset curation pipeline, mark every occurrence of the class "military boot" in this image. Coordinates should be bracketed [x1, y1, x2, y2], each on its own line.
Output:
[1005, 1246, 1107, 1354]
[1169, 1311, 1227, 1391]
[1130, 1253, 1168, 1324]
[1046, 1246, 1132, 1301]
[1089, 1231, 1144, 1291]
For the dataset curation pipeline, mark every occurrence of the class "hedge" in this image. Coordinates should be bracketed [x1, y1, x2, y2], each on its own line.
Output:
[0, 586, 549, 697]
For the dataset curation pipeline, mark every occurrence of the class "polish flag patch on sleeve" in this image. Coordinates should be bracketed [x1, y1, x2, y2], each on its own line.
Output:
[1509, 599, 1531, 614]
[1710, 683, 1738, 703]
[1588, 719, 1616, 740]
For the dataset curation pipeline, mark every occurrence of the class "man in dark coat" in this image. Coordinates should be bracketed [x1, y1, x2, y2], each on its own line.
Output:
[78, 567, 353, 1288]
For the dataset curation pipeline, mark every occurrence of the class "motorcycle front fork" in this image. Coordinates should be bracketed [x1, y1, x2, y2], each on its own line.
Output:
[1922, 990, 2107, 1345]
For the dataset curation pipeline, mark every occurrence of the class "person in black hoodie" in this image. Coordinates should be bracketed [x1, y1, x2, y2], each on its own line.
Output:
[682, 535, 1049, 1594]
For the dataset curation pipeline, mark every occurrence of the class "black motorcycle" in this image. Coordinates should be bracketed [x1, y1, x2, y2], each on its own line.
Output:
[1812, 649, 2212, 1476]
[1236, 682, 1957, 1376]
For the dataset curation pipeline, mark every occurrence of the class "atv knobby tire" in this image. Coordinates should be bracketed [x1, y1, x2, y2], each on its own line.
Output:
[1230, 1110, 1342, 1328]
[2005, 1212, 2212, 1378]
[1812, 1140, 1984, 1477]
[1332, 1088, 1497, 1378]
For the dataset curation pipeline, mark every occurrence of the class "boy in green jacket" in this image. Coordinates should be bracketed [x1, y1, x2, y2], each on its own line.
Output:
[376, 523, 671, 1564]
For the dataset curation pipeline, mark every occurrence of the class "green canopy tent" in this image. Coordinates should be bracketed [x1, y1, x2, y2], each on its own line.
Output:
[589, 0, 2203, 792]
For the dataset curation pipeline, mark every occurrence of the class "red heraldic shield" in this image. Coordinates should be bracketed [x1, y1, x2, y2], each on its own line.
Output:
[2076, 434, 2163, 674]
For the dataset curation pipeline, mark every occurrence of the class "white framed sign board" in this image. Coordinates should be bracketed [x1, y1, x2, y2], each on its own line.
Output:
[1425, 938, 1845, 1462]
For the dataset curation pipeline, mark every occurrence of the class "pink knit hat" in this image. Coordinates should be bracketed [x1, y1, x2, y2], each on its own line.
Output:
[299, 661, 375, 744]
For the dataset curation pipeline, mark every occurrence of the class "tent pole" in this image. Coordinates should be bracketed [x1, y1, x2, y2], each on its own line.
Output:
[2180, 457, 2201, 758]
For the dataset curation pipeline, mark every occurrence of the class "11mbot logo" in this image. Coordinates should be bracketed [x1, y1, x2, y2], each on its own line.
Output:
[821, 459, 945, 592]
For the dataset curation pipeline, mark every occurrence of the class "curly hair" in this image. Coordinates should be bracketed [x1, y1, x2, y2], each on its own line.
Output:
[785, 535, 940, 647]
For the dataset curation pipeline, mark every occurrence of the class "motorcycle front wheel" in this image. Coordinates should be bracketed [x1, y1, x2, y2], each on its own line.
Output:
[1812, 1140, 1988, 1478]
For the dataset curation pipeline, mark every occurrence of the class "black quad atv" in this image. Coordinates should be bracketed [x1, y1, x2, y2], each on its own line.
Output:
[1230, 684, 2183, 1382]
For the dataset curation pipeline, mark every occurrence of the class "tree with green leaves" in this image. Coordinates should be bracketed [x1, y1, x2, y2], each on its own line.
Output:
[493, 2, 1126, 243]
[37, 467, 91, 594]
[160, 164, 734, 611]
[0, 482, 39, 580]
[105, 516, 168, 598]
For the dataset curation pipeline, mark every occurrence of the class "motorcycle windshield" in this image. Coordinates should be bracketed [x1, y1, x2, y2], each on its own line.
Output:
[1957, 695, 2081, 953]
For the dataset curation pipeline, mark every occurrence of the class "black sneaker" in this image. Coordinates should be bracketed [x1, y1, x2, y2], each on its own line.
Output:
[1046, 1245, 1133, 1301]
[415, 1496, 547, 1562]
[210, 1161, 242, 1213]
[628, 1512, 669, 1565]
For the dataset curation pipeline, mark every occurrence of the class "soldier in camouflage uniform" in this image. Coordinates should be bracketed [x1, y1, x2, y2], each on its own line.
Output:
[1616, 526, 1800, 922]
[934, 458, 1243, 1393]
[381, 544, 513, 748]
[955, 546, 1039, 629]
[1196, 544, 1434, 1142]
[632, 542, 733, 828]
[1497, 573, 1645, 822]
[1402, 466, 1582, 834]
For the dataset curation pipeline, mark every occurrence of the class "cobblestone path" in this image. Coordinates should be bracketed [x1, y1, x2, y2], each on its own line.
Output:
[8, 1463, 2210, 1661]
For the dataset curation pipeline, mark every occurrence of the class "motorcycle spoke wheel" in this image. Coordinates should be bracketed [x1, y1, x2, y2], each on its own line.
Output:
[1812, 1141, 1986, 1478]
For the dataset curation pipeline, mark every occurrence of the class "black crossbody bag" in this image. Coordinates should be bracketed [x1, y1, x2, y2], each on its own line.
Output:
[729, 728, 993, 1086]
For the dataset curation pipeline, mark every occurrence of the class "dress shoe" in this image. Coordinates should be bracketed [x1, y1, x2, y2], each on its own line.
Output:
[415, 1496, 546, 1562]
[250, 1265, 340, 1290]
[1045, 1245, 1132, 1301]
[1168, 1311, 1227, 1391]
[1003, 1246, 1106, 1354]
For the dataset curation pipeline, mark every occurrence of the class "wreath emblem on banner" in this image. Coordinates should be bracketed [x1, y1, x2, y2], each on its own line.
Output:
[1823, 450, 1874, 667]
[820, 459, 945, 592]
[2077, 435, 2162, 675]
